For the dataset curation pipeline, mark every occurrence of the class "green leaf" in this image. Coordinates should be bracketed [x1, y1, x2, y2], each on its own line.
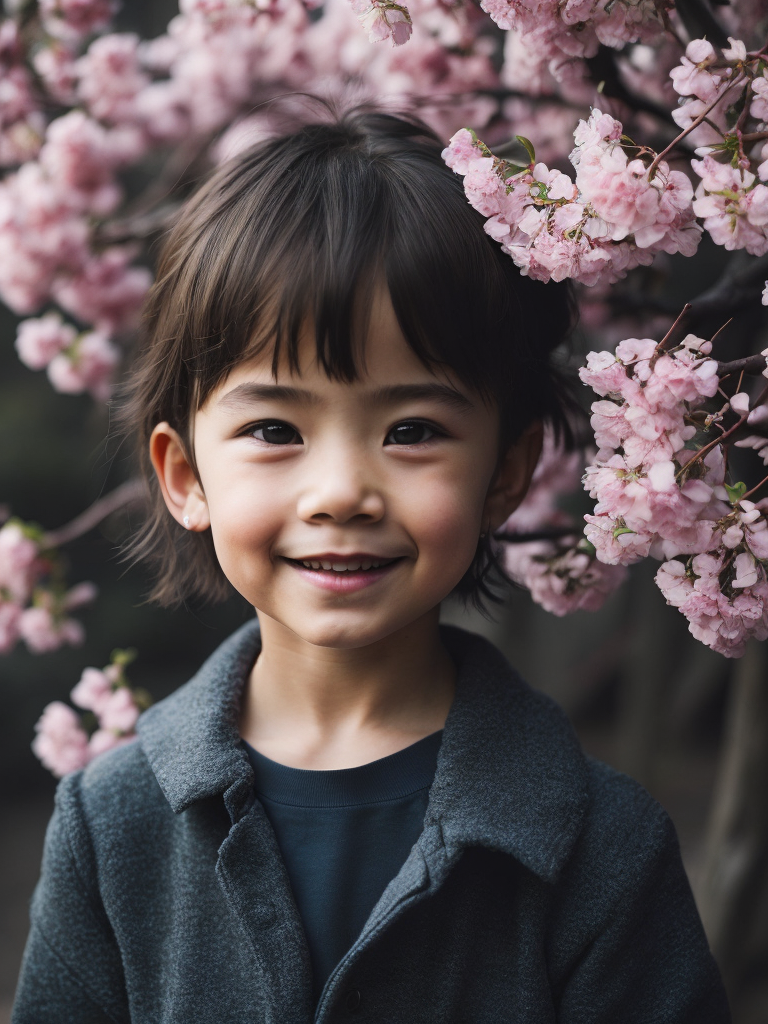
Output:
[612, 526, 635, 539]
[577, 538, 596, 556]
[725, 481, 747, 504]
[515, 135, 536, 165]
[111, 647, 138, 668]
[499, 162, 528, 178]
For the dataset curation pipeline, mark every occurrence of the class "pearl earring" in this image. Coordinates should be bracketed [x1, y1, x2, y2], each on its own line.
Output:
[183, 515, 191, 529]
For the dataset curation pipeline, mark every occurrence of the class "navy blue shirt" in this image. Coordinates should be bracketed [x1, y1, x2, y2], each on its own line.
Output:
[243, 731, 442, 998]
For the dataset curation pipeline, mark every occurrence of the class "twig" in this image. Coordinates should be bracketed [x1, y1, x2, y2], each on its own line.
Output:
[718, 354, 768, 377]
[648, 78, 744, 179]
[741, 471, 768, 502]
[44, 479, 145, 549]
[678, 381, 768, 477]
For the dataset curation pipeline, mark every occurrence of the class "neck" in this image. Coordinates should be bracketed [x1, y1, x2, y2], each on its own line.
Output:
[239, 608, 455, 769]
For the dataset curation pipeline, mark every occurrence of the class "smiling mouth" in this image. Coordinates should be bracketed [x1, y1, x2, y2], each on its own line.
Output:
[286, 556, 401, 573]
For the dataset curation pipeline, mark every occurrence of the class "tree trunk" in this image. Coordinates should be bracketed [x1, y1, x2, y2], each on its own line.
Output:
[697, 641, 768, 1024]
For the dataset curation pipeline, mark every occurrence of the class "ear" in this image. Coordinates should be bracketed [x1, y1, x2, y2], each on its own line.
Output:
[149, 422, 211, 531]
[482, 420, 543, 533]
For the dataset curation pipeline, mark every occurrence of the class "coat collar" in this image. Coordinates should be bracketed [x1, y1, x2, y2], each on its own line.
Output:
[138, 618, 588, 883]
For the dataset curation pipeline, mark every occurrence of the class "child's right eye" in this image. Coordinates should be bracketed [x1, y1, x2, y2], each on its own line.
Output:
[248, 421, 302, 445]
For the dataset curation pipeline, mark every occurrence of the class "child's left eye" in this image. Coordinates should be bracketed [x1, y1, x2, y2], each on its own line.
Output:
[384, 421, 439, 446]
[248, 421, 302, 445]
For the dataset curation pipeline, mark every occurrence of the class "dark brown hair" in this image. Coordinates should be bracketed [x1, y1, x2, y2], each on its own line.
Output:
[119, 104, 575, 608]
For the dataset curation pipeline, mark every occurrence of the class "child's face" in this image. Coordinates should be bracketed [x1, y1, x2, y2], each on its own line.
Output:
[151, 287, 539, 650]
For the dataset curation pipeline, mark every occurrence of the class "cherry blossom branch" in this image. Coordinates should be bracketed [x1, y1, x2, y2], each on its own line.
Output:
[648, 78, 745, 180]
[678, 381, 768, 478]
[43, 479, 145, 549]
[741, 472, 768, 503]
[717, 354, 768, 377]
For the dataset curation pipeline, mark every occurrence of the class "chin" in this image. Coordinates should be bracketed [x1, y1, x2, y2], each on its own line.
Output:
[282, 610, 412, 651]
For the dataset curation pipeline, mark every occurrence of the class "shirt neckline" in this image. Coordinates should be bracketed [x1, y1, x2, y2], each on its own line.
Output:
[241, 730, 443, 808]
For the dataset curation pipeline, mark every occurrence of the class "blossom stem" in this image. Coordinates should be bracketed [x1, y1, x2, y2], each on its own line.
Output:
[44, 479, 145, 549]
[717, 354, 768, 376]
[651, 303, 691, 365]
[741, 472, 768, 502]
[647, 77, 745, 180]
[677, 381, 768, 478]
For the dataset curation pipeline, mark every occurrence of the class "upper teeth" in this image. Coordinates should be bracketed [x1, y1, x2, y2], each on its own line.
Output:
[299, 559, 390, 571]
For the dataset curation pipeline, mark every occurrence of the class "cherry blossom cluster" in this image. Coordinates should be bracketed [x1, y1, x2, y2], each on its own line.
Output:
[670, 36, 768, 291]
[482, 0, 671, 92]
[32, 649, 149, 777]
[580, 331, 768, 656]
[500, 431, 627, 616]
[0, 22, 44, 168]
[15, 311, 119, 400]
[443, 109, 700, 286]
[0, 516, 96, 655]
[0, 108, 151, 398]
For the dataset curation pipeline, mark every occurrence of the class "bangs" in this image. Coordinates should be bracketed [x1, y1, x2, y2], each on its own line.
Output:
[147, 111, 568, 440]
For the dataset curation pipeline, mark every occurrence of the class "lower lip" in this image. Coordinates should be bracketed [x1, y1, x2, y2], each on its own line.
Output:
[288, 560, 401, 593]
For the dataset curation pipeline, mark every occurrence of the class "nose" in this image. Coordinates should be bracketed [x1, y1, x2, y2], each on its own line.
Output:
[295, 445, 385, 525]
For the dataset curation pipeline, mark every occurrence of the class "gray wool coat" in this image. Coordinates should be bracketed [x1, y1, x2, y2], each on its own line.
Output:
[13, 620, 730, 1024]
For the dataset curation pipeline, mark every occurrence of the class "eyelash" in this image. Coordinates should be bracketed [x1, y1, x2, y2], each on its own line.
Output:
[244, 419, 445, 446]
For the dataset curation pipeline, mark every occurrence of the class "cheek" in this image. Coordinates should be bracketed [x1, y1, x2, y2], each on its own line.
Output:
[202, 471, 284, 576]
[399, 459, 491, 569]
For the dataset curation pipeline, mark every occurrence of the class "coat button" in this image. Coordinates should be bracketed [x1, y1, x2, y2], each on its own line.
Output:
[344, 989, 361, 1012]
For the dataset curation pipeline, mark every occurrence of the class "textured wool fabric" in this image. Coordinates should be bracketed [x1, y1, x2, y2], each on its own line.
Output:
[13, 620, 730, 1024]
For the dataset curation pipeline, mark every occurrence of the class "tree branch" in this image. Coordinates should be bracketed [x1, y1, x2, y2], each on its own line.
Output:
[718, 354, 768, 377]
[44, 479, 146, 549]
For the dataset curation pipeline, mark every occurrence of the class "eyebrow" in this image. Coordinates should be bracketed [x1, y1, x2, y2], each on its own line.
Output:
[217, 381, 474, 412]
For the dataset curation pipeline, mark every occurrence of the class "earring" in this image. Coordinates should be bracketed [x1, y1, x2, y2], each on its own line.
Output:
[183, 515, 191, 529]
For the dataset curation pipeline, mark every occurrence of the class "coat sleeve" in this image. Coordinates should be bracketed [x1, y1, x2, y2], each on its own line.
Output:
[12, 772, 130, 1024]
[550, 761, 731, 1024]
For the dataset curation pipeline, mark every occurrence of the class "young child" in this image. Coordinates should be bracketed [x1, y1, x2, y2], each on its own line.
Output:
[13, 108, 730, 1023]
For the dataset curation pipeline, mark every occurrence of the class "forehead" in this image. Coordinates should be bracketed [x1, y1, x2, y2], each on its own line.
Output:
[203, 286, 473, 407]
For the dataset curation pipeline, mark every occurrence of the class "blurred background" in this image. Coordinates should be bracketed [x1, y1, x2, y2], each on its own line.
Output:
[3, 0, 768, 1020]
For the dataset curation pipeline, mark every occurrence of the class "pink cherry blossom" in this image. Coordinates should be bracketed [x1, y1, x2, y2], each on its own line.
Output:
[46, 330, 120, 401]
[15, 313, 76, 371]
[17, 605, 85, 653]
[506, 541, 628, 616]
[70, 664, 119, 714]
[0, 161, 90, 313]
[98, 685, 140, 733]
[656, 553, 768, 658]
[39, 0, 118, 40]
[350, 0, 413, 45]
[0, 21, 44, 168]
[31, 701, 90, 777]
[39, 111, 123, 215]
[76, 33, 150, 127]
[692, 156, 768, 256]
[52, 247, 152, 334]
[669, 39, 725, 102]
[0, 521, 41, 603]
[33, 43, 78, 106]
